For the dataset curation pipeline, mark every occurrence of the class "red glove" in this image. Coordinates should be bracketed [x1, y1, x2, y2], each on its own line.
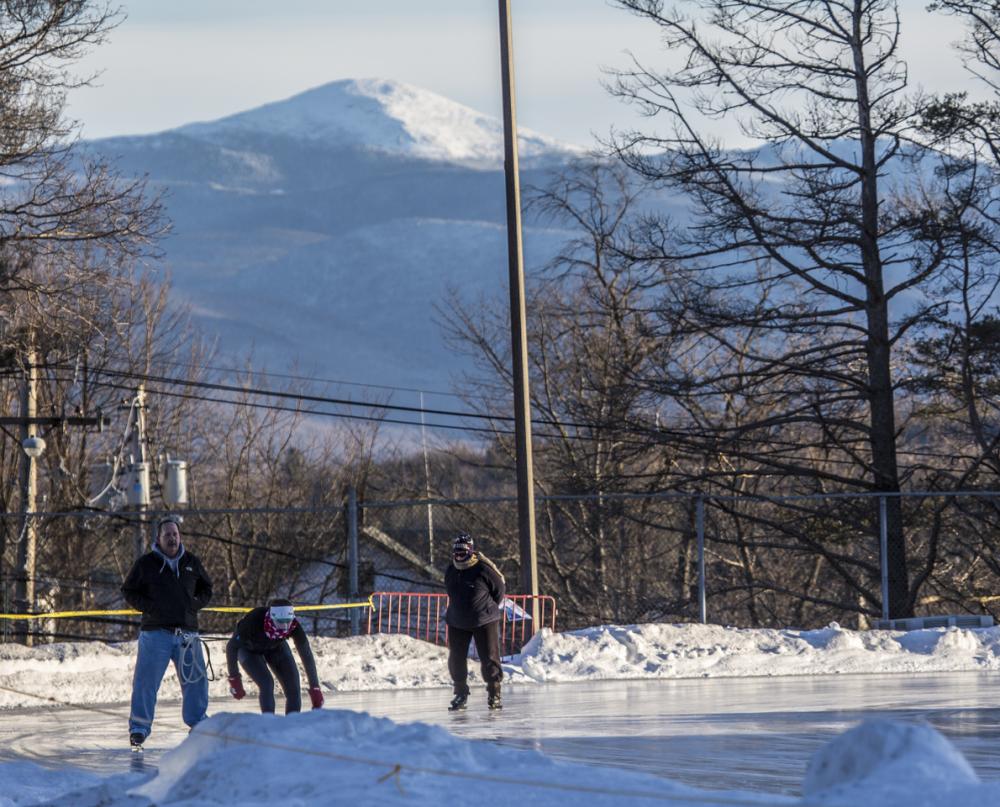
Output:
[308, 686, 324, 709]
[228, 675, 245, 700]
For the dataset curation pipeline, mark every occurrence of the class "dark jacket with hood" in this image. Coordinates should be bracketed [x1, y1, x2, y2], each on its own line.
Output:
[121, 545, 213, 632]
[445, 553, 506, 630]
[225, 607, 320, 688]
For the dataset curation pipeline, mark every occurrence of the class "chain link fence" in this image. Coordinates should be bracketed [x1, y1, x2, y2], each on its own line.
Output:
[2, 489, 1000, 643]
[360, 490, 1000, 631]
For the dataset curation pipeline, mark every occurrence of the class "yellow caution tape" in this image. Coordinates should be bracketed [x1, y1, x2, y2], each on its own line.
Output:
[0, 596, 375, 621]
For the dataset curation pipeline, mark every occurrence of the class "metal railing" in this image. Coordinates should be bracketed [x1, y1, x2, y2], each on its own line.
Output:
[367, 591, 557, 655]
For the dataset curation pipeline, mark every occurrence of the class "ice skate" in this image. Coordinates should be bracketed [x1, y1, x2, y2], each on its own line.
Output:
[448, 693, 468, 711]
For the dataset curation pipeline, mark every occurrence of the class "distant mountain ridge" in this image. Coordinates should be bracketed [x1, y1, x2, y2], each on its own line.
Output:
[83, 79, 586, 393]
[174, 78, 584, 168]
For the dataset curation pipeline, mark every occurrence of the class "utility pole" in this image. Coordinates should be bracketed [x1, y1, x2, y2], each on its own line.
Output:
[419, 391, 434, 564]
[14, 342, 38, 644]
[0, 349, 106, 644]
[347, 486, 360, 636]
[498, 0, 539, 621]
[125, 384, 150, 559]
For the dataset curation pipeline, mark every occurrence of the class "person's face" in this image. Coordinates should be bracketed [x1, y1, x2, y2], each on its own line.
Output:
[157, 522, 181, 558]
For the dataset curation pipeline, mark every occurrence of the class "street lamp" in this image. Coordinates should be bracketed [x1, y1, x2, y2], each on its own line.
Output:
[21, 435, 45, 459]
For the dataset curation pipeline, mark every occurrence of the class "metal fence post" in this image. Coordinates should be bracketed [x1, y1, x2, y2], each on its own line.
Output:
[879, 494, 889, 623]
[347, 486, 360, 636]
[696, 495, 707, 624]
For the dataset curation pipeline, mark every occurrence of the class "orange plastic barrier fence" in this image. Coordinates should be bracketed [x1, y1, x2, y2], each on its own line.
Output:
[366, 592, 557, 656]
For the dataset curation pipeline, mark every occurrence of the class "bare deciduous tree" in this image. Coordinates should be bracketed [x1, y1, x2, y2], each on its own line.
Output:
[604, 0, 988, 616]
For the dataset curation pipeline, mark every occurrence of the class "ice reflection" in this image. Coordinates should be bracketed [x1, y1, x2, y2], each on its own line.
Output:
[0, 671, 996, 796]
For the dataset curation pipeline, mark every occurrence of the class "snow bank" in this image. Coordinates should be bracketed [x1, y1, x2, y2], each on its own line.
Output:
[2, 623, 999, 710]
[803, 719, 998, 806]
[0, 760, 103, 807]
[0, 634, 451, 709]
[42, 712, 1000, 807]
[64, 709, 766, 807]
[511, 623, 1000, 683]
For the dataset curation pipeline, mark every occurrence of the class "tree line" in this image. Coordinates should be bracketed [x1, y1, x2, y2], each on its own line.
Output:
[6, 2, 1000, 639]
[437, 1, 1000, 630]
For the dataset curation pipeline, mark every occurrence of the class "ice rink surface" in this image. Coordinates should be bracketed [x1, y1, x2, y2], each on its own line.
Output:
[1, 671, 997, 797]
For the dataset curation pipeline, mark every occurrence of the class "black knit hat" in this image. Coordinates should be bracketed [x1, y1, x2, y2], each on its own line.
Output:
[453, 533, 474, 554]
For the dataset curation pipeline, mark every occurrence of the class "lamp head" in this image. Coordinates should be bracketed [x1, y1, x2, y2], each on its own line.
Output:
[21, 435, 45, 459]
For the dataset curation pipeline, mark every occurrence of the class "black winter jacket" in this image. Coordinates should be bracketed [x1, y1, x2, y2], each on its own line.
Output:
[225, 607, 320, 688]
[445, 553, 506, 630]
[121, 547, 213, 632]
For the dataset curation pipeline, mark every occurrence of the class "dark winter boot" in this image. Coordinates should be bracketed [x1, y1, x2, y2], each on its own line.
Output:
[129, 732, 145, 750]
[448, 693, 469, 711]
[487, 683, 502, 711]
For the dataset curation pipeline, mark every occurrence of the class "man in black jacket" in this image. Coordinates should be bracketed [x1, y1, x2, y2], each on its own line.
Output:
[225, 598, 325, 714]
[121, 515, 213, 749]
[444, 533, 505, 711]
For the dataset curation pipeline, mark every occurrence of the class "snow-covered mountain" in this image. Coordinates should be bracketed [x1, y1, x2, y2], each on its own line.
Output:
[83, 79, 585, 393]
[177, 78, 583, 168]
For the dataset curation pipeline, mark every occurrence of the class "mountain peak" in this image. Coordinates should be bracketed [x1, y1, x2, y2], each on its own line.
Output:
[175, 78, 582, 167]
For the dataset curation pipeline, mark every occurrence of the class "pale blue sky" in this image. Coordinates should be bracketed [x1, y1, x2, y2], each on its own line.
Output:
[69, 1, 972, 148]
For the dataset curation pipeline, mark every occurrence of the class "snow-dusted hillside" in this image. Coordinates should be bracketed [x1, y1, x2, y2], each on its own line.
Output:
[82, 79, 588, 392]
[177, 78, 584, 168]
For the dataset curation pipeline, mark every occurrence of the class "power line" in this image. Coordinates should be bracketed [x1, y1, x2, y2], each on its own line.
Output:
[33, 366, 994, 466]
[46, 366, 721, 448]
[150, 357, 467, 400]
[83, 377, 525, 438]
[56, 363, 651, 435]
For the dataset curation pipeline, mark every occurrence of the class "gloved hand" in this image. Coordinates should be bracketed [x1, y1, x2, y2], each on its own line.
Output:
[308, 686, 324, 709]
[228, 675, 245, 700]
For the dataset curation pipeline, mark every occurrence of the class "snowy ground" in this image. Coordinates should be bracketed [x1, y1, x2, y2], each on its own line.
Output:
[1, 622, 999, 805]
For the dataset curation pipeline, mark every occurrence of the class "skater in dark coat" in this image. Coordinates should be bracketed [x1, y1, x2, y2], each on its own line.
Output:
[225, 599, 324, 714]
[122, 515, 213, 749]
[444, 533, 506, 710]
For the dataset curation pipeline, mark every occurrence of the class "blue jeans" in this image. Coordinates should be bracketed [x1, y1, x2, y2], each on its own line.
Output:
[129, 629, 209, 739]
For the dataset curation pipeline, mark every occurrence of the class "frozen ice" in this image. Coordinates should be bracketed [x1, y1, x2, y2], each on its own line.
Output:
[2, 624, 1000, 805]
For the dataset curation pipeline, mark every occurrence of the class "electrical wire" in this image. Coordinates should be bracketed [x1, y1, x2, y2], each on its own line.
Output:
[49, 362, 702, 440]
[41, 366, 988, 468]
[149, 356, 466, 400]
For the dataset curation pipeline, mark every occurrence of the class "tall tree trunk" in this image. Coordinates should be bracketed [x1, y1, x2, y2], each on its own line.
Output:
[853, 6, 910, 617]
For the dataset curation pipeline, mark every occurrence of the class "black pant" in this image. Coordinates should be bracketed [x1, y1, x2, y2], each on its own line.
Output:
[238, 643, 301, 714]
[448, 620, 502, 696]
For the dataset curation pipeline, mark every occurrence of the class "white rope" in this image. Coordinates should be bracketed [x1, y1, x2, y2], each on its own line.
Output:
[178, 632, 209, 685]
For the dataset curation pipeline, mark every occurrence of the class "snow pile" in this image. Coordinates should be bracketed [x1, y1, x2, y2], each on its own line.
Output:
[35, 712, 1000, 807]
[61, 709, 762, 807]
[0, 760, 103, 807]
[511, 623, 1000, 683]
[3, 623, 1000, 710]
[803, 719, 997, 806]
[0, 640, 136, 708]
[177, 78, 583, 167]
